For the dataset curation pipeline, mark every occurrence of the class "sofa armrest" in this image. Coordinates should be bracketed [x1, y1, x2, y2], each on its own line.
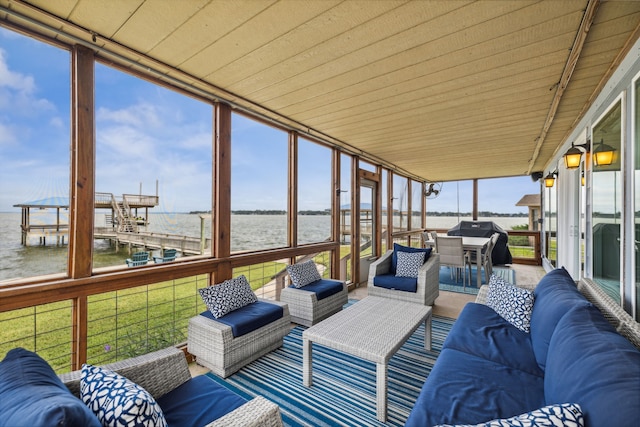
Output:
[206, 395, 283, 427]
[58, 346, 191, 399]
[367, 250, 393, 287]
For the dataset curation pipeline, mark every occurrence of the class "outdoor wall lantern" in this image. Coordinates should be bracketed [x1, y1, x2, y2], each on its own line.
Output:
[592, 139, 616, 166]
[563, 142, 588, 169]
[544, 172, 557, 188]
[563, 139, 616, 169]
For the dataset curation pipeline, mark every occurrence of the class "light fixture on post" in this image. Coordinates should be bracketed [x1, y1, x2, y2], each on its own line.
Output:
[544, 172, 557, 188]
[592, 139, 616, 166]
[563, 142, 588, 169]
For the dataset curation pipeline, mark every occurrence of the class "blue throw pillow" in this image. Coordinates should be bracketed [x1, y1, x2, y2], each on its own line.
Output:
[81, 364, 167, 427]
[0, 347, 101, 427]
[391, 243, 432, 273]
[432, 403, 584, 427]
[198, 274, 258, 318]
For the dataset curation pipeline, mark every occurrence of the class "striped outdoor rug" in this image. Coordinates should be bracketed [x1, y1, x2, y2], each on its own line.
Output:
[205, 314, 455, 426]
[439, 266, 516, 295]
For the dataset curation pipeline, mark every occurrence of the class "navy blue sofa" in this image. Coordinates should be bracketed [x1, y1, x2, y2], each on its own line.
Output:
[405, 268, 640, 427]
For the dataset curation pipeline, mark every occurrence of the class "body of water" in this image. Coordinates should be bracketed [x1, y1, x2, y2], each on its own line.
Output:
[0, 212, 528, 282]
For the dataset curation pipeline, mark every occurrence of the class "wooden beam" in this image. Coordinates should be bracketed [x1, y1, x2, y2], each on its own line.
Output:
[528, 0, 600, 174]
[69, 45, 95, 278]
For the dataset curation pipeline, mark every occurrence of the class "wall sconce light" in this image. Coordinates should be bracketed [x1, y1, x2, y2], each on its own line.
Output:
[563, 142, 588, 169]
[544, 172, 557, 188]
[592, 139, 616, 166]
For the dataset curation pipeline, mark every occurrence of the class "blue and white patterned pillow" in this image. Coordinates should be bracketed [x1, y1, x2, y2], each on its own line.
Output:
[80, 364, 167, 427]
[433, 402, 583, 427]
[486, 274, 535, 332]
[198, 275, 258, 318]
[395, 250, 426, 278]
[287, 260, 322, 288]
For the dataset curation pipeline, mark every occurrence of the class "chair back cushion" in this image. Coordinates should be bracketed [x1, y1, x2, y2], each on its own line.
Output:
[391, 243, 432, 273]
[529, 267, 589, 370]
[0, 348, 101, 427]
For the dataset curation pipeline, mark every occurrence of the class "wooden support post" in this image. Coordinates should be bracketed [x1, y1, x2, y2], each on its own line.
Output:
[213, 102, 232, 284]
[69, 45, 95, 279]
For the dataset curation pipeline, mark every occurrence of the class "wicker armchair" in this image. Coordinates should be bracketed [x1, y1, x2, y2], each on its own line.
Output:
[367, 251, 440, 306]
[188, 299, 291, 378]
[280, 280, 348, 326]
[58, 347, 283, 427]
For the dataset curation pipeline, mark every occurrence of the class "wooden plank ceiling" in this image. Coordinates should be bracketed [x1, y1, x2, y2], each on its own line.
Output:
[2, 0, 639, 183]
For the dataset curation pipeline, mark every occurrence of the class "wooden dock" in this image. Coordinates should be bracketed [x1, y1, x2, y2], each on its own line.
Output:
[94, 228, 210, 255]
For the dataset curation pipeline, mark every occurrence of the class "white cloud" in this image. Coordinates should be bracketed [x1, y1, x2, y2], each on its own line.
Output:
[0, 48, 35, 93]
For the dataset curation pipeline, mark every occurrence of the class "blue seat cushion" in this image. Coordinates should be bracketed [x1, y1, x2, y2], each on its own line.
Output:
[545, 304, 640, 427]
[372, 273, 417, 292]
[529, 267, 590, 370]
[443, 303, 543, 377]
[391, 243, 432, 274]
[200, 301, 283, 338]
[0, 347, 101, 427]
[405, 348, 545, 427]
[290, 279, 344, 300]
[157, 375, 246, 427]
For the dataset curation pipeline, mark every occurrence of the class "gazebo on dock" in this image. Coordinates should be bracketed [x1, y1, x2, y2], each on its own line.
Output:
[13, 197, 70, 245]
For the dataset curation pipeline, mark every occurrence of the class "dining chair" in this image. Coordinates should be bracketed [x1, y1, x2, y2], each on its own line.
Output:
[422, 231, 438, 250]
[435, 235, 471, 288]
[467, 232, 500, 283]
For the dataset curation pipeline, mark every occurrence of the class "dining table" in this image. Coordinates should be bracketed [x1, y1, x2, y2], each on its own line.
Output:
[426, 234, 490, 288]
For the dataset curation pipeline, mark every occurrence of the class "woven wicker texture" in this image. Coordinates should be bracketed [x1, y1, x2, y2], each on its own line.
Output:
[303, 296, 432, 422]
[206, 396, 283, 427]
[59, 346, 191, 399]
[280, 281, 348, 326]
[367, 251, 440, 306]
[188, 299, 291, 378]
[60, 347, 283, 426]
[578, 278, 640, 350]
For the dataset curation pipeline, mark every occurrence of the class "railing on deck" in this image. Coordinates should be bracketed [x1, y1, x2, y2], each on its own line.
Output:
[0, 241, 338, 373]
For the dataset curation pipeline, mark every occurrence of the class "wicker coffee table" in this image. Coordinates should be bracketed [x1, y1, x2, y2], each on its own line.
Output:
[302, 296, 432, 422]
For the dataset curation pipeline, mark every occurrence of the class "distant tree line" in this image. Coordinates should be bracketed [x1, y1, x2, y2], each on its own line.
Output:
[190, 209, 528, 216]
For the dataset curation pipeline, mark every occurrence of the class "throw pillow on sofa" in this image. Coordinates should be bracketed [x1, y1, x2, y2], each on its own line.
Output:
[198, 275, 258, 318]
[286, 260, 322, 288]
[433, 402, 583, 427]
[486, 274, 535, 333]
[81, 364, 167, 427]
[0, 347, 101, 427]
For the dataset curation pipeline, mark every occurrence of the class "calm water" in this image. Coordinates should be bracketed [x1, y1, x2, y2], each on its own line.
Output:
[0, 212, 527, 282]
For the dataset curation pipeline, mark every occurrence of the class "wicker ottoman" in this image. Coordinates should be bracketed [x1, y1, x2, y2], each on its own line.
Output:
[280, 280, 348, 327]
[188, 299, 291, 378]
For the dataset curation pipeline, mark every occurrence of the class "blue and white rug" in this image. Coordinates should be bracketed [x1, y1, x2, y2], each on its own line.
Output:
[204, 314, 455, 426]
[439, 266, 515, 295]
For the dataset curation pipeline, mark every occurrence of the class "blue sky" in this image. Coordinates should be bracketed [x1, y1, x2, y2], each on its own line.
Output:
[0, 27, 540, 214]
